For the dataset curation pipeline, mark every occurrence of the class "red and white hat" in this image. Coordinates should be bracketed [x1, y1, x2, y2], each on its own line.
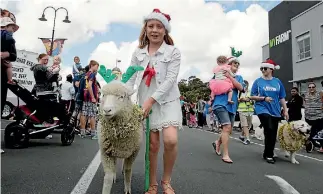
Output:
[261, 59, 280, 70]
[144, 9, 171, 32]
[227, 56, 238, 63]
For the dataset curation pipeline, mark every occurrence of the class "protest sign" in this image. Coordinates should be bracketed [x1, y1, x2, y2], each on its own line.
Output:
[10, 50, 53, 92]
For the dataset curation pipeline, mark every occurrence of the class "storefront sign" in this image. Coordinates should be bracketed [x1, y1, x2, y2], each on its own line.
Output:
[269, 30, 292, 48]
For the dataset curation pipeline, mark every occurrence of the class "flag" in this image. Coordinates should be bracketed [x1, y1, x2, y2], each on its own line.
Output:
[39, 38, 67, 56]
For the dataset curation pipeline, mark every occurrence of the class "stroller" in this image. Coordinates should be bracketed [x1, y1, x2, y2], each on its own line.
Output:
[4, 81, 75, 149]
[305, 125, 323, 153]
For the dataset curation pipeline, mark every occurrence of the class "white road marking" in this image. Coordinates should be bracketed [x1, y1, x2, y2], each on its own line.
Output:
[196, 128, 323, 163]
[265, 175, 300, 194]
[70, 150, 101, 194]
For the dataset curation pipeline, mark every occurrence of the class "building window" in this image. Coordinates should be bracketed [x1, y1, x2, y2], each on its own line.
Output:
[296, 32, 311, 60]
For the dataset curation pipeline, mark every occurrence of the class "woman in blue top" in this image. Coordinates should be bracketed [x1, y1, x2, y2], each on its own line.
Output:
[211, 58, 244, 164]
[250, 59, 288, 164]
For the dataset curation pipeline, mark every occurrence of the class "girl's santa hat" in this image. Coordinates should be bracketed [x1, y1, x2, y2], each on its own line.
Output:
[227, 47, 242, 63]
[144, 9, 171, 32]
[261, 59, 280, 70]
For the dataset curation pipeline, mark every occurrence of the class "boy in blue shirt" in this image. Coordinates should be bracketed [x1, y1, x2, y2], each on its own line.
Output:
[72, 56, 82, 77]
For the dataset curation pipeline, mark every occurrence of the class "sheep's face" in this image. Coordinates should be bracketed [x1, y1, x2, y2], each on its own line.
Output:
[100, 81, 135, 119]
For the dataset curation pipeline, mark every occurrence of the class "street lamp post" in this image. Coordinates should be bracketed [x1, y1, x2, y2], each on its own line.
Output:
[38, 6, 71, 56]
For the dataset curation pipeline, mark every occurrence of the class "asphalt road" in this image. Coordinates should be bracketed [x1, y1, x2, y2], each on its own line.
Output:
[1, 119, 323, 194]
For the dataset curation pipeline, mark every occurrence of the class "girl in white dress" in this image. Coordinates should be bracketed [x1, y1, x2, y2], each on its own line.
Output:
[126, 8, 182, 194]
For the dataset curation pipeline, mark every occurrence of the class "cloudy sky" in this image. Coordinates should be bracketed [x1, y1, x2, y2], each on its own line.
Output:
[1, 0, 280, 85]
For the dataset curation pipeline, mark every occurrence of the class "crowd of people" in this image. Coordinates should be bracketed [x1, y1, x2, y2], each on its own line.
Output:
[23, 51, 101, 141]
[1, 9, 102, 153]
[180, 57, 323, 165]
[1, 7, 323, 194]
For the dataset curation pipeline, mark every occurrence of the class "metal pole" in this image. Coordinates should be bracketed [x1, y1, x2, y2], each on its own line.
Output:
[50, 10, 57, 56]
[40, 6, 70, 56]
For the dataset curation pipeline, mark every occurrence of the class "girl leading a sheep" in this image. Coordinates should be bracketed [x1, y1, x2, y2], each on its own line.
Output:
[126, 8, 181, 194]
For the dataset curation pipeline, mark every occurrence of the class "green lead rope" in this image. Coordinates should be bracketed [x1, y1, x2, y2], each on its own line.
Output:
[139, 106, 152, 192]
[144, 114, 150, 192]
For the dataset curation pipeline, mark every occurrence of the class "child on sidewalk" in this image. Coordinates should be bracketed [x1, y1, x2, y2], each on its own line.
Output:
[188, 102, 198, 128]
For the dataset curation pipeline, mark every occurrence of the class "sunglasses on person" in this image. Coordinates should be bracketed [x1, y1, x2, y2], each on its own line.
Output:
[260, 67, 269, 71]
[308, 86, 315, 89]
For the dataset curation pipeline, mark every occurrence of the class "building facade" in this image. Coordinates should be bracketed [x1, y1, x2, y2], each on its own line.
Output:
[290, 2, 323, 94]
[262, 44, 269, 61]
[262, 1, 322, 97]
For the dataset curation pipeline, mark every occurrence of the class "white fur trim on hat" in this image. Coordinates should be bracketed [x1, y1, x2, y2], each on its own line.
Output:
[227, 56, 238, 63]
[261, 63, 280, 69]
[144, 12, 171, 32]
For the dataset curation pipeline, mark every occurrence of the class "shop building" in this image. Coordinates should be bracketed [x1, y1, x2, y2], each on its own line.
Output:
[262, 1, 323, 96]
[290, 2, 323, 94]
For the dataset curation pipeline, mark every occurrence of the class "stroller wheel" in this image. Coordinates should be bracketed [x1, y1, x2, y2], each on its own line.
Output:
[4, 122, 29, 149]
[61, 126, 75, 146]
[305, 140, 314, 153]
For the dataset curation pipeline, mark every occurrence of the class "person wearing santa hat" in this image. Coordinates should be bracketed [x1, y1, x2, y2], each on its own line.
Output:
[250, 58, 289, 164]
[125, 9, 181, 194]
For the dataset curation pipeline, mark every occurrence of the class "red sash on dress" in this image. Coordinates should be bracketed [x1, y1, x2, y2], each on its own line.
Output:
[142, 65, 156, 87]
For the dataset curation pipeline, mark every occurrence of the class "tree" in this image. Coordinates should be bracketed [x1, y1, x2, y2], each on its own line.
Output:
[178, 77, 210, 102]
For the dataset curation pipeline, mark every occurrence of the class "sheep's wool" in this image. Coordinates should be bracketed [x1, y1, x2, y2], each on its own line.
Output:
[278, 123, 306, 152]
[99, 105, 143, 158]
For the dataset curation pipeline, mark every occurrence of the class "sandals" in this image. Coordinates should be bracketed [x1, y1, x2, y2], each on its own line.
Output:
[222, 157, 233, 164]
[161, 180, 175, 194]
[212, 140, 221, 156]
[145, 184, 158, 194]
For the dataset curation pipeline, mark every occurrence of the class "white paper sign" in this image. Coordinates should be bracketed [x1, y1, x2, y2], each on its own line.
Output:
[10, 50, 53, 92]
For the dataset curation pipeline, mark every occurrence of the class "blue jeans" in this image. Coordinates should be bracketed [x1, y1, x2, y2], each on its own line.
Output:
[213, 106, 235, 126]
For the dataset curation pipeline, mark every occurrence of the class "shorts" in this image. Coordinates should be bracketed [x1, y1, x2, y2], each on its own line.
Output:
[239, 112, 253, 128]
[82, 101, 97, 117]
[213, 106, 235, 126]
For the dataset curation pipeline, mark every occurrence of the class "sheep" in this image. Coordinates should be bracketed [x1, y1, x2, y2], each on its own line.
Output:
[98, 80, 143, 194]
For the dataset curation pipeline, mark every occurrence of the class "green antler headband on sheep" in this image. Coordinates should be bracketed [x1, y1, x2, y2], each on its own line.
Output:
[98, 65, 145, 84]
[230, 47, 242, 58]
